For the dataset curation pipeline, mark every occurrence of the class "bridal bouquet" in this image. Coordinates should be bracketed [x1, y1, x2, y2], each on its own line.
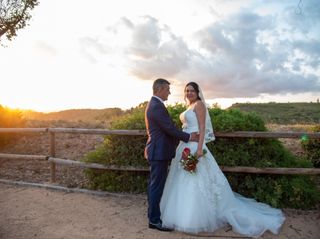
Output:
[180, 147, 207, 174]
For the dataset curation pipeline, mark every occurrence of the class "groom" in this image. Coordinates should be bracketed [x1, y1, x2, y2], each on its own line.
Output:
[145, 78, 198, 231]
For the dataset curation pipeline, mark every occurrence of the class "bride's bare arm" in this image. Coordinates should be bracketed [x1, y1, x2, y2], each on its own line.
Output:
[194, 100, 206, 157]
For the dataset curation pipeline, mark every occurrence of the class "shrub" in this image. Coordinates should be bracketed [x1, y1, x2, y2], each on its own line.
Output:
[84, 102, 148, 192]
[301, 125, 320, 168]
[0, 104, 26, 146]
[84, 104, 319, 209]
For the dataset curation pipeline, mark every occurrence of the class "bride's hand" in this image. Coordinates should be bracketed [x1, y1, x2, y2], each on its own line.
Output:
[196, 149, 203, 158]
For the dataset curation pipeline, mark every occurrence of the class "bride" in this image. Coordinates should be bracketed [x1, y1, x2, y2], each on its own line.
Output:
[160, 82, 285, 237]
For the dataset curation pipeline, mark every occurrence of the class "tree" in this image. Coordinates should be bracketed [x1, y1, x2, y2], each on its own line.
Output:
[0, 0, 39, 44]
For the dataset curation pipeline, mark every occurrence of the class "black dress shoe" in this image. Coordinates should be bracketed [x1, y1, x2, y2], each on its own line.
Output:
[148, 222, 173, 231]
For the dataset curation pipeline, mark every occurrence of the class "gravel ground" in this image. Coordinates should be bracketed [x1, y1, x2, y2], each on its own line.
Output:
[1, 183, 319, 239]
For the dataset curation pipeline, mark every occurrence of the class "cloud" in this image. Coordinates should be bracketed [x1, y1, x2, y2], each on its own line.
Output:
[116, 16, 191, 80]
[79, 37, 112, 63]
[127, 16, 161, 59]
[128, 37, 191, 79]
[282, 0, 320, 35]
[34, 41, 58, 58]
[180, 5, 320, 99]
[79, 1, 320, 100]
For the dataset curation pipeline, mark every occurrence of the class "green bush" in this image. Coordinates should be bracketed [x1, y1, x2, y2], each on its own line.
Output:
[84, 104, 319, 209]
[301, 125, 320, 168]
[84, 102, 149, 192]
[0, 104, 26, 146]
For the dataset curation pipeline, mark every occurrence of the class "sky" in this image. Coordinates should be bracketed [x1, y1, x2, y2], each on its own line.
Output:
[1, 0, 319, 112]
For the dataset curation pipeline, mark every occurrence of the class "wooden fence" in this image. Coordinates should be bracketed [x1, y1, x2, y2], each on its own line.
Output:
[0, 128, 320, 183]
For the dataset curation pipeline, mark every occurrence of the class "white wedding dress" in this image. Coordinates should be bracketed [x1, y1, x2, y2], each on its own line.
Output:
[160, 108, 285, 237]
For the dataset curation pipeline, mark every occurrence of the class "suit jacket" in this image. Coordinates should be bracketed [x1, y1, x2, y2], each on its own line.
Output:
[144, 96, 190, 161]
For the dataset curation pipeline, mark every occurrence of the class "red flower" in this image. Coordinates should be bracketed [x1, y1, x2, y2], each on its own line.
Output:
[183, 147, 191, 154]
[182, 147, 191, 160]
[180, 147, 207, 174]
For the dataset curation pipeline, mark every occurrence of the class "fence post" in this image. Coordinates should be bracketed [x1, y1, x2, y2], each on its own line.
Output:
[50, 131, 56, 183]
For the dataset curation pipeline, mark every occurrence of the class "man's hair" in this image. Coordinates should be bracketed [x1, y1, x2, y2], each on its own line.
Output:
[153, 78, 170, 94]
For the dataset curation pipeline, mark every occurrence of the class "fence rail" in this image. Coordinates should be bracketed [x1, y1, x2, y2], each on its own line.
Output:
[1, 127, 320, 138]
[1, 127, 320, 183]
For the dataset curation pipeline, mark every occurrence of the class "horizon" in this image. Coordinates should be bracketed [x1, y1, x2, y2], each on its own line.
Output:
[1, 0, 319, 112]
[2, 100, 320, 114]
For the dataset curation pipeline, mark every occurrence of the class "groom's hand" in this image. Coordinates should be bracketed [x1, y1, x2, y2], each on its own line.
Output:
[189, 132, 199, 142]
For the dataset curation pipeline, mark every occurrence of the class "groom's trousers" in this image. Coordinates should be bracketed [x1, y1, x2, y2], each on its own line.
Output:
[148, 160, 170, 224]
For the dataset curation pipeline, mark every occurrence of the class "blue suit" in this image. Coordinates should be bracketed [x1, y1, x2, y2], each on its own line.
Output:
[145, 96, 189, 224]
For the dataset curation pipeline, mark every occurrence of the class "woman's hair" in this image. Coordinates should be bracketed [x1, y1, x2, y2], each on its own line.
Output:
[185, 82, 202, 102]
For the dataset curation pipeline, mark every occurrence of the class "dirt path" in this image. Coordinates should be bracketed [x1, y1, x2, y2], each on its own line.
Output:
[0, 183, 319, 239]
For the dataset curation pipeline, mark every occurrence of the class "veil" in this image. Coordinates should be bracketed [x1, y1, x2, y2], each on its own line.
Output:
[198, 87, 215, 143]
